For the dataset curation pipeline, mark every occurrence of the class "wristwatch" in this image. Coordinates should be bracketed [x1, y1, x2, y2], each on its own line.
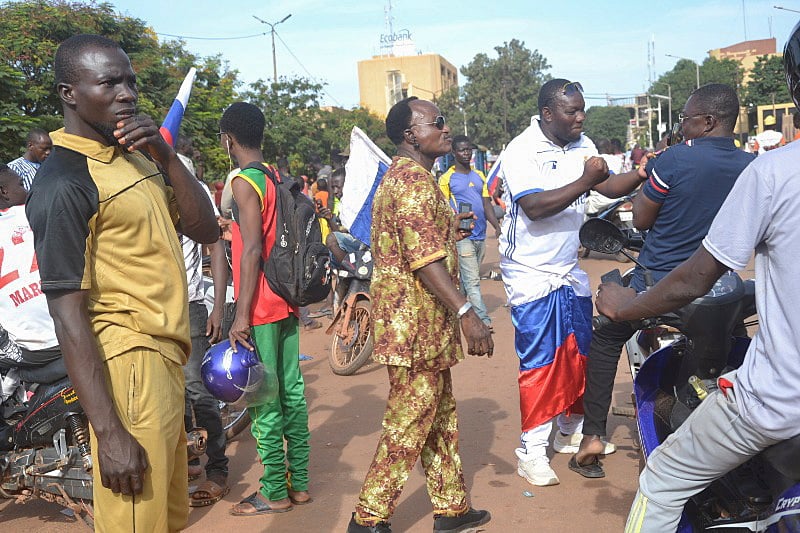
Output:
[457, 301, 473, 319]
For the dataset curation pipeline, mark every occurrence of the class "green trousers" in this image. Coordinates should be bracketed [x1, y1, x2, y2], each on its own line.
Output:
[249, 316, 311, 500]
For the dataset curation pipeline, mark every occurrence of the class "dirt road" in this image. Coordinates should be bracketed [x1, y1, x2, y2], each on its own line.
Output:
[0, 239, 645, 532]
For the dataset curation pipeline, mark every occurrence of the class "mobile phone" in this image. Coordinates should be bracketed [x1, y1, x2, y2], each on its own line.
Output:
[458, 202, 473, 231]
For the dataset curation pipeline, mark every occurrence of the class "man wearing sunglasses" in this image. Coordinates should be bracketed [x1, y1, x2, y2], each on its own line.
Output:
[496, 78, 648, 487]
[573, 83, 756, 479]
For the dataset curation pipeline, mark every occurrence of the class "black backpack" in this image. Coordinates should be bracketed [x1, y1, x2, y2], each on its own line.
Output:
[232, 162, 331, 307]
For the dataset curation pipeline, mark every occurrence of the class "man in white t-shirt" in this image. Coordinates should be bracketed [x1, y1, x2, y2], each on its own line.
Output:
[177, 147, 231, 506]
[0, 164, 60, 369]
[496, 79, 646, 487]
[597, 27, 800, 528]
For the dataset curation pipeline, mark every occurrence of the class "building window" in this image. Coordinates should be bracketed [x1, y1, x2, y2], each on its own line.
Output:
[387, 70, 403, 107]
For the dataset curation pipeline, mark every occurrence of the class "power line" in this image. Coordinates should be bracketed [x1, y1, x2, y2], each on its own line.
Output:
[156, 31, 267, 41]
[155, 28, 344, 107]
[274, 31, 342, 107]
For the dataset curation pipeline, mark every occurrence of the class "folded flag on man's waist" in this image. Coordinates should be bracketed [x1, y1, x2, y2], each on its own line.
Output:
[512, 285, 592, 431]
[159, 67, 197, 147]
[339, 127, 391, 247]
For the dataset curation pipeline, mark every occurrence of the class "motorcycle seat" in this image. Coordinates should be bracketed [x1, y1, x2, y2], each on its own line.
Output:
[18, 357, 67, 384]
[762, 434, 800, 481]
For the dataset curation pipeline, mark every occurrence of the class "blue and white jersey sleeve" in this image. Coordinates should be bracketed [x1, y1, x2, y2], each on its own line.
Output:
[642, 149, 678, 204]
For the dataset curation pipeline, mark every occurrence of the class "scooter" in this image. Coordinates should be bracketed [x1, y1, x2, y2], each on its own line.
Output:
[326, 249, 373, 376]
[0, 358, 207, 528]
[581, 218, 800, 532]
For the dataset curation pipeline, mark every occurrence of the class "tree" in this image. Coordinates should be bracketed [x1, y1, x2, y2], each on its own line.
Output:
[457, 39, 551, 150]
[1, 0, 392, 182]
[742, 55, 789, 107]
[650, 56, 742, 126]
[0, 0, 239, 181]
[584, 106, 631, 144]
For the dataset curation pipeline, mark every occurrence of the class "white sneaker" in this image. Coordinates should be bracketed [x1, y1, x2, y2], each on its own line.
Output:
[553, 432, 617, 455]
[517, 456, 560, 486]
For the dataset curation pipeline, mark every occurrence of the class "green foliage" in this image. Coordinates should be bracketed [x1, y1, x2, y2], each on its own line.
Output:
[742, 55, 789, 107]
[243, 77, 391, 177]
[1, 0, 392, 182]
[649, 57, 742, 126]
[457, 39, 551, 150]
[584, 106, 631, 144]
[0, 0, 239, 179]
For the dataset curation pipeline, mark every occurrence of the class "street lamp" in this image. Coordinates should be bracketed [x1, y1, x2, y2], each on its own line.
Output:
[665, 53, 700, 89]
[253, 13, 292, 84]
[651, 84, 672, 134]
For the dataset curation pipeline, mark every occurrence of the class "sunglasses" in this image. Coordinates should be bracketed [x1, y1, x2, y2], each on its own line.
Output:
[678, 112, 713, 123]
[560, 81, 584, 97]
[409, 115, 446, 130]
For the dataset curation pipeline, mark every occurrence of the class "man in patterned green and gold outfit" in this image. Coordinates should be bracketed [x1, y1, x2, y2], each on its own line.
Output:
[347, 97, 494, 533]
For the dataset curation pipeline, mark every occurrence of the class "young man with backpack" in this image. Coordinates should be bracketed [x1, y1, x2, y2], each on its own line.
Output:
[219, 102, 313, 516]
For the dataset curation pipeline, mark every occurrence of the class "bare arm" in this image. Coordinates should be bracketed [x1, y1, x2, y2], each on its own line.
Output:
[415, 260, 493, 357]
[631, 192, 662, 231]
[228, 178, 263, 352]
[592, 169, 645, 199]
[596, 246, 729, 322]
[112, 115, 218, 244]
[46, 290, 148, 496]
[517, 156, 609, 221]
[483, 196, 501, 236]
[206, 238, 229, 343]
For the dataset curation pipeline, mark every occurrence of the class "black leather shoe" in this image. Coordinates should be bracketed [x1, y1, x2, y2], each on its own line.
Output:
[433, 508, 491, 533]
[347, 513, 392, 533]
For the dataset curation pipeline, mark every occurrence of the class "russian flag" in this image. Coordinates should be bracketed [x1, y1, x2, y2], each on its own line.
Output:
[485, 151, 503, 196]
[339, 126, 391, 247]
[512, 285, 592, 432]
[159, 67, 197, 147]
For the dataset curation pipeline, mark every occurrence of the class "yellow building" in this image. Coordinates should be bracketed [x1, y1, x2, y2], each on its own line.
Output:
[358, 53, 458, 118]
[708, 38, 778, 85]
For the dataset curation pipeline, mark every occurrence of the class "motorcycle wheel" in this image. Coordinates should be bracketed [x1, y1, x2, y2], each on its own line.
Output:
[329, 300, 373, 376]
[219, 401, 251, 441]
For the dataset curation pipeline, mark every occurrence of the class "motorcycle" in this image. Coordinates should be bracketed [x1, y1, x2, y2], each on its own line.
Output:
[0, 360, 207, 528]
[326, 249, 373, 376]
[582, 219, 800, 532]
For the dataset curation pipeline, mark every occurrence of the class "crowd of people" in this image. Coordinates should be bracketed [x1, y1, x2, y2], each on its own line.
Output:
[2, 27, 800, 533]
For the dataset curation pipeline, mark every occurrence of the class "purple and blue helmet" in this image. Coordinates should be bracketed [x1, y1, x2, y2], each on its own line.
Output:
[201, 340, 275, 406]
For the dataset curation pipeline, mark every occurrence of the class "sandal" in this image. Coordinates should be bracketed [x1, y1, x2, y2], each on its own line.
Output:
[190, 478, 230, 507]
[568, 454, 606, 479]
[188, 464, 203, 482]
[230, 492, 293, 516]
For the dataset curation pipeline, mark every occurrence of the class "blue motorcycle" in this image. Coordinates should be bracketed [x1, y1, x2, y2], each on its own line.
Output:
[581, 218, 800, 532]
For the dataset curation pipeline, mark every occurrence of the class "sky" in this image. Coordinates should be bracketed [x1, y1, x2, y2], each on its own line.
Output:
[106, 0, 800, 110]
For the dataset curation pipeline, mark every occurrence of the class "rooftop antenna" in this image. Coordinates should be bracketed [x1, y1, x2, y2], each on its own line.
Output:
[385, 0, 394, 37]
[743, 0, 749, 40]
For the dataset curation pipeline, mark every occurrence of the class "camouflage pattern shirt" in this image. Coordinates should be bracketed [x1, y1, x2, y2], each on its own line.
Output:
[370, 156, 464, 372]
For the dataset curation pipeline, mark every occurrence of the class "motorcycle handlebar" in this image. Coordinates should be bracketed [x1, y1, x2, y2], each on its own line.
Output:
[592, 314, 613, 330]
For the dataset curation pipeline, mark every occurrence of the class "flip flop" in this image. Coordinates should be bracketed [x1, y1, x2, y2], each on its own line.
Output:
[569, 455, 606, 478]
[229, 492, 294, 516]
[190, 479, 230, 507]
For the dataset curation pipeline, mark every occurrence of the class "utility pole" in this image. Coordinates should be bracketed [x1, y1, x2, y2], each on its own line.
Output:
[253, 14, 292, 83]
